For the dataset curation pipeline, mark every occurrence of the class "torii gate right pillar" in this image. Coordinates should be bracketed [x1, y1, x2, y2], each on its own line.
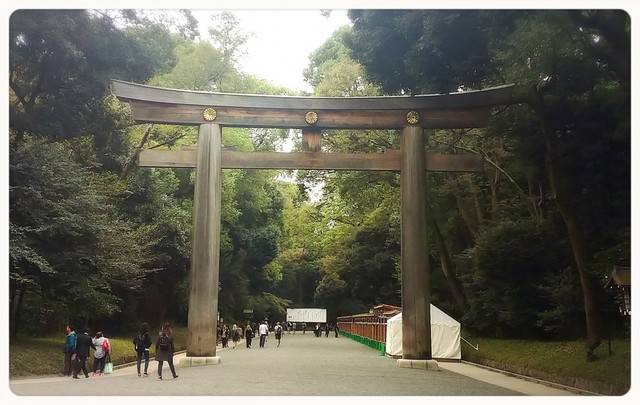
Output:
[399, 125, 436, 369]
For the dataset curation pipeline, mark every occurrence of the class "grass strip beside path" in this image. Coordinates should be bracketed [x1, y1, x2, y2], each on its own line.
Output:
[461, 337, 630, 395]
[10, 326, 188, 378]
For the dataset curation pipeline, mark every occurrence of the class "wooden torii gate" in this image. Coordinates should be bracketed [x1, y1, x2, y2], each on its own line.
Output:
[111, 80, 513, 369]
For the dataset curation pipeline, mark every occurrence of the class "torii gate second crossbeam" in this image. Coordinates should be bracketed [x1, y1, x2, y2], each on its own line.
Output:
[111, 80, 514, 369]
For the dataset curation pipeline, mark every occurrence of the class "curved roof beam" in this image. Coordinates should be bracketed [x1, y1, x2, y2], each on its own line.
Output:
[111, 80, 515, 129]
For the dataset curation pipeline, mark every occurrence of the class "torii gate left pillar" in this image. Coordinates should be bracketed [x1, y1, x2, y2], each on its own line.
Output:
[182, 123, 222, 366]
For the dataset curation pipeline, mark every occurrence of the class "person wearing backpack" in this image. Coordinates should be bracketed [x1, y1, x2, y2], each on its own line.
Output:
[133, 322, 152, 377]
[274, 322, 283, 347]
[62, 324, 77, 377]
[156, 322, 178, 380]
[91, 331, 109, 376]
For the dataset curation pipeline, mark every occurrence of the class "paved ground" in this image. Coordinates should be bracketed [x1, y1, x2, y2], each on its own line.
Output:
[10, 333, 568, 396]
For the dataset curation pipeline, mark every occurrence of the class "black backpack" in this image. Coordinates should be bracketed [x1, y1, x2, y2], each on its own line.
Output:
[134, 334, 143, 350]
[158, 334, 170, 350]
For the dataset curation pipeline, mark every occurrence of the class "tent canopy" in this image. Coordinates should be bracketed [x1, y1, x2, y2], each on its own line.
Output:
[385, 304, 461, 359]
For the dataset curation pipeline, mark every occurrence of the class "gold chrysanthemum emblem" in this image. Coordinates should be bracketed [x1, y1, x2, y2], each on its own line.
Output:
[305, 111, 319, 125]
[203, 107, 217, 121]
[406, 110, 420, 125]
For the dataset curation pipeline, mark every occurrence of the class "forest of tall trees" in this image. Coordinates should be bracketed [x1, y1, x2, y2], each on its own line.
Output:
[9, 10, 630, 361]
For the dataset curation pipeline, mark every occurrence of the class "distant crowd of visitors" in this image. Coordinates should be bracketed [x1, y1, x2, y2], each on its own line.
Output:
[62, 321, 178, 381]
[216, 320, 339, 349]
[62, 319, 339, 381]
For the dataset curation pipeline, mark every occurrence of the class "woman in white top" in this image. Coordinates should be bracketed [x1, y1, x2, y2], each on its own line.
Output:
[91, 331, 109, 376]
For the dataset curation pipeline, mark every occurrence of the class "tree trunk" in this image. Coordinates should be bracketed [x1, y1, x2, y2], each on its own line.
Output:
[121, 124, 153, 178]
[527, 176, 543, 224]
[467, 176, 484, 225]
[10, 286, 25, 341]
[449, 174, 478, 239]
[537, 183, 545, 222]
[489, 168, 499, 219]
[428, 207, 467, 312]
[531, 90, 602, 359]
[563, 212, 601, 356]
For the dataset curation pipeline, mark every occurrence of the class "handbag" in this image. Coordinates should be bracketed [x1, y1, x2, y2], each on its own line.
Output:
[103, 354, 113, 374]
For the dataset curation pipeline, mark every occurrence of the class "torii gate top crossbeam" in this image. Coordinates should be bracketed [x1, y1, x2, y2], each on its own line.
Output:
[111, 80, 514, 129]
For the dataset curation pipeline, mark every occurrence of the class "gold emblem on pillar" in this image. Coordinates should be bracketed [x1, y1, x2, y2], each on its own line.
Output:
[202, 107, 217, 121]
[305, 111, 319, 125]
[406, 110, 420, 125]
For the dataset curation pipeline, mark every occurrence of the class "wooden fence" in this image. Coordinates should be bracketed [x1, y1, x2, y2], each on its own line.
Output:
[337, 314, 388, 352]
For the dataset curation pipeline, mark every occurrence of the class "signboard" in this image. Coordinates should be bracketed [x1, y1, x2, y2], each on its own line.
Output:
[286, 308, 327, 323]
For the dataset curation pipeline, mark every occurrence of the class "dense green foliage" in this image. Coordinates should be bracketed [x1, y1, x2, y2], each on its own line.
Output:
[9, 9, 629, 368]
[9, 10, 291, 336]
[341, 10, 630, 355]
[10, 140, 147, 331]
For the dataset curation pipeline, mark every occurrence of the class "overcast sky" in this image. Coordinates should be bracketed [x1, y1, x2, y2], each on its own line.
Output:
[191, 10, 352, 93]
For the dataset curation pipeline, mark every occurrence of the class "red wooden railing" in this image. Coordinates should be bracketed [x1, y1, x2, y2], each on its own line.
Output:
[337, 314, 388, 343]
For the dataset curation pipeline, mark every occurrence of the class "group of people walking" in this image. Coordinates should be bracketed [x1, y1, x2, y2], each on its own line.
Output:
[215, 320, 339, 349]
[217, 320, 285, 349]
[63, 318, 341, 380]
[131, 321, 178, 380]
[62, 321, 178, 381]
[314, 323, 338, 337]
[219, 324, 244, 349]
[62, 325, 112, 379]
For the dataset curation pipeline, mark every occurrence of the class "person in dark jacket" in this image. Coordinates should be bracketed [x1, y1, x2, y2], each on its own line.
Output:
[73, 328, 95, 379]
[245, 324, 253, 348]
[62, 325, 77, 376]
[325, 323, 330, 337]
[156, 322, 178, 380]
[274, 322, 283, 347]
[335, 323, 339, 338]
[133, 322, 152, 377]
[221, 324, 230, 348]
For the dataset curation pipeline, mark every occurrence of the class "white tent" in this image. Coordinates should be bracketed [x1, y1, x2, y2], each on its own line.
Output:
[385, 304, 461, 359]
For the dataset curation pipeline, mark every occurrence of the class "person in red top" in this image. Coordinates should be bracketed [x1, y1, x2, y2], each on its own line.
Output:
[91, 332, 110, 376]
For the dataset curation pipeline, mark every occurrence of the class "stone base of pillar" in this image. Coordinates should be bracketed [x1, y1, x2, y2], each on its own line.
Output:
[178, 356, 221, 368]
[397, 359, 439, 371]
